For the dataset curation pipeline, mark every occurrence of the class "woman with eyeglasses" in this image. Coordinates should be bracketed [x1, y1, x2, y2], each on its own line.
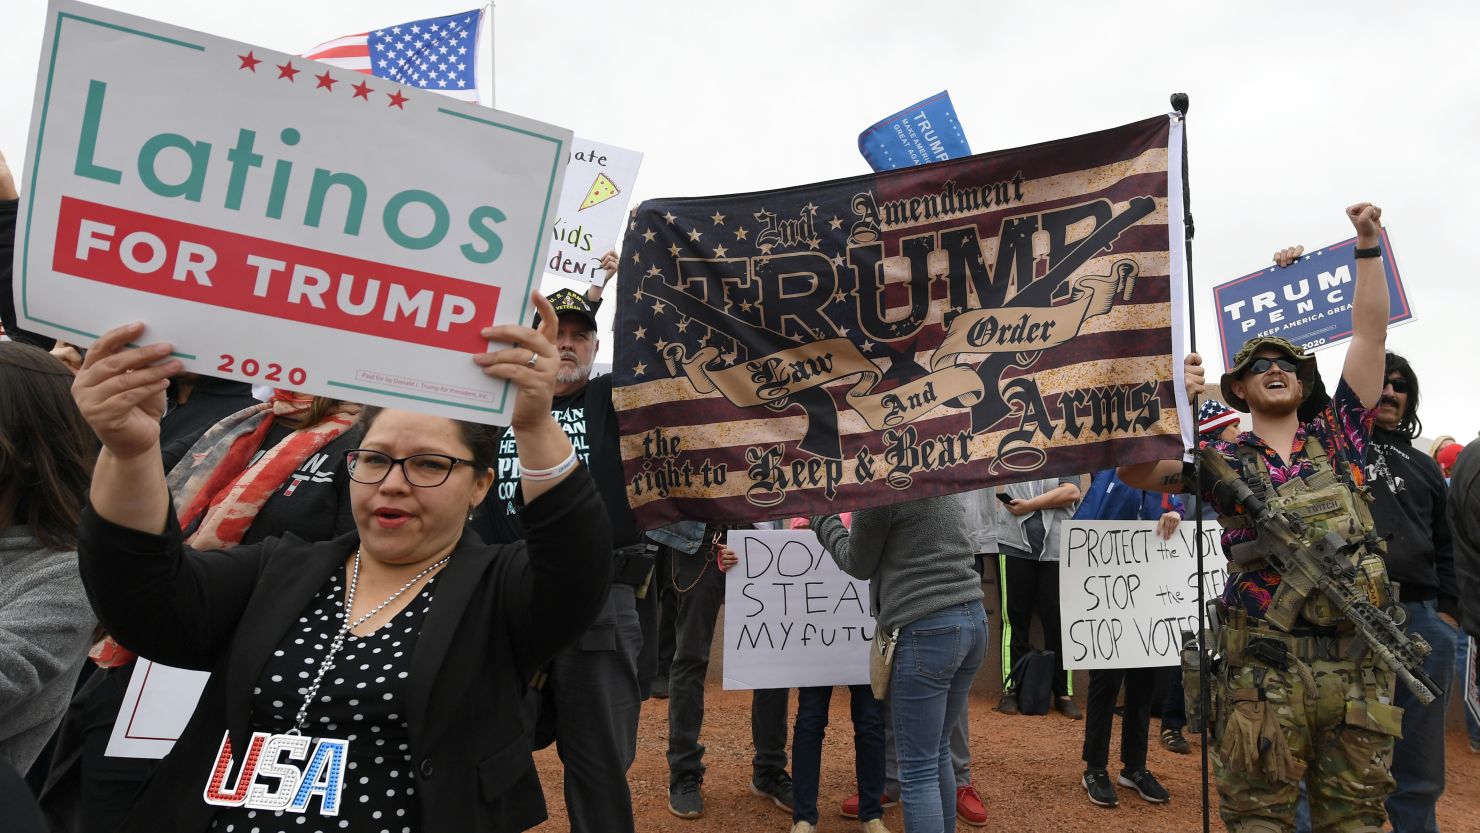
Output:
[69, 292, 612, 833]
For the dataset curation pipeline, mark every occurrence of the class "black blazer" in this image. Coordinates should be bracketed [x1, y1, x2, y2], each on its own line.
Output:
[77, 467, 613, 833]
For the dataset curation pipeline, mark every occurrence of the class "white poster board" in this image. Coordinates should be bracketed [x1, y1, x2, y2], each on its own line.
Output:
[104, 659, 209, 758]
[546, 137, 642, 283]
[1059, 520, 1227, 670]
[722, 529, 873, 689]
[16, 0, 571, 425]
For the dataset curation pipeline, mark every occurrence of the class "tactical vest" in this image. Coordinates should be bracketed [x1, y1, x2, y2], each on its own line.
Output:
[1217, 435, 1393, 626]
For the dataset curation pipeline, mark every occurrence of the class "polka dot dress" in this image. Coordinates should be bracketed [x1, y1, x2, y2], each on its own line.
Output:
[210, 565, 435, 833]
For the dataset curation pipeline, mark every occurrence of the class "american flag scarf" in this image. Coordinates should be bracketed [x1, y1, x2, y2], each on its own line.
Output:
[167, 397, 359, 550]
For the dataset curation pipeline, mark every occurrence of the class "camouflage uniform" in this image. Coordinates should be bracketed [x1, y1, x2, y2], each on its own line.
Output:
[1211, 611, 1400, 833]
[1201, 339, 1402, 833]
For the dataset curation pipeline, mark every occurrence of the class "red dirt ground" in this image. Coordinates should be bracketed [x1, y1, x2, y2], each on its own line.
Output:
[532, 685, 1480, 833]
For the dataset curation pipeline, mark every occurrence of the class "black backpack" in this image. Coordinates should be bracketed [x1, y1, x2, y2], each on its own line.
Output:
[1004, 649, 1055, 715]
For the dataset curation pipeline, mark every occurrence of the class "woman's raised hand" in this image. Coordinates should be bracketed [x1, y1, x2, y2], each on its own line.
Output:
[473, 290, 562, 433]
[72, 323, 180, 460]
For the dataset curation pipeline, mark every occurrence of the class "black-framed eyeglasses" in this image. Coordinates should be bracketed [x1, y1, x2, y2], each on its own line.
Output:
[1383, 376, 1410, 394]
[345, 449, 477, 488]
[1242, 357, 1298, 377]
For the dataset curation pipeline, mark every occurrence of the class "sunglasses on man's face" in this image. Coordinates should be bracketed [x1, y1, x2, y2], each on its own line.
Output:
[1242, 357, 1298, 377]
[1383, 376, 1410, 394]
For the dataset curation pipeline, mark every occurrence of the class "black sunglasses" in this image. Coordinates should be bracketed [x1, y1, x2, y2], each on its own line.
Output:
[1383, 376, 1410, 394]
[1241, 357, 1298, 376]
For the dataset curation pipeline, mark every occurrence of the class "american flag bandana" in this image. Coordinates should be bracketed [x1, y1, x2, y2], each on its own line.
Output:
[303, 10, 483, 102]
[613, 115, 1192, 528]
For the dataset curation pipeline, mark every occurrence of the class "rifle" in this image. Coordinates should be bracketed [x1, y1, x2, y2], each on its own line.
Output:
[1200, 447, 1443, 704]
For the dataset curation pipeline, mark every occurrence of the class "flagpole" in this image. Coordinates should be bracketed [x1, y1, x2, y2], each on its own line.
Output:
[1171, 90, 1211, 833]
[483, 1, 495, 108]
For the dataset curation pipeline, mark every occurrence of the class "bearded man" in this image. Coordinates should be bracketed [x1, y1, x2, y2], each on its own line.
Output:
[1122, 203, 1405, 833]
[474, 282, 647, 833]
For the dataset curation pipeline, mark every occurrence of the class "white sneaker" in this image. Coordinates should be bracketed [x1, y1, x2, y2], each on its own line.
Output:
[790, 822, 815, 833]
[860, 819, 893, 833]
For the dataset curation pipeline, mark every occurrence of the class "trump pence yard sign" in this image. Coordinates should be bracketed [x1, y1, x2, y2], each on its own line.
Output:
[16, 0, 571, 424]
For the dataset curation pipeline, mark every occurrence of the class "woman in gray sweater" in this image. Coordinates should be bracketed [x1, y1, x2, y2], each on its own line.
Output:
[811, 493, 985, 833]
[0, 342, 98, 772]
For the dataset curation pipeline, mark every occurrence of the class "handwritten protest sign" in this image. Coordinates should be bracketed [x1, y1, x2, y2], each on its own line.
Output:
[104, 660, 208, 758]
[546, 137, 642, 283]
[16, 0, 570, 424]
[1212, 231, 1412, 369]
[1059, 520, 1227, 670]
[722, 529, 874, 689]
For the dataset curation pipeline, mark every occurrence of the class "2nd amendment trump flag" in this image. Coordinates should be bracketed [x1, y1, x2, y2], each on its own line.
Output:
[613, 114, 1193, 528]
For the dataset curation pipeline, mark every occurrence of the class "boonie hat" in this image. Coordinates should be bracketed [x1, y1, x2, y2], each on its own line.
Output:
[1219, 336, 1319, 413]
[540, 288, 598, 332]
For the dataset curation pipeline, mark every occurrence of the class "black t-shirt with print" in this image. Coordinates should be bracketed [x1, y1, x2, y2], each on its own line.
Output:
[475, 379, 636, 548]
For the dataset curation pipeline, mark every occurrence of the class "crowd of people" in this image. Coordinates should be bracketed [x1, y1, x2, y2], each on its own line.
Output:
[2, 135, 1478, 833]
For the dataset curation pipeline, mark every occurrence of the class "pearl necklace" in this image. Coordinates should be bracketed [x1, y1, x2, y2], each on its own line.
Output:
[288, 549, 451, 734]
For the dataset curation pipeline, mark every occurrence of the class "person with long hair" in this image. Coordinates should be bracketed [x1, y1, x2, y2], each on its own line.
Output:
[1366, 351, 1458, 833]
[68, 292, 612, 833]
[0, 342, 97, 771]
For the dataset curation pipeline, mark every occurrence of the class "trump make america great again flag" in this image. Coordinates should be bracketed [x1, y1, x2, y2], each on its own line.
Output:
[613, 114, 1193, 528]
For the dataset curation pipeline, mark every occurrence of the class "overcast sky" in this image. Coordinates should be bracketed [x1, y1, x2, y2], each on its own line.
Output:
[5, 0, 1477, 442]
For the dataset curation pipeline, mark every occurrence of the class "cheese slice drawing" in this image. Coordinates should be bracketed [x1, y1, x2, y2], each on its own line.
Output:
[578, 173, 620, 211]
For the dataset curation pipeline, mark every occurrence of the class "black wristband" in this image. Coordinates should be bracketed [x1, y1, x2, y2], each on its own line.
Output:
[1354, 245, 1382, 259]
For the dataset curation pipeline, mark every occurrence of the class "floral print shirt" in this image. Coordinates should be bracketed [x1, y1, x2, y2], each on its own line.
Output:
[1199, 376, 1375, 618]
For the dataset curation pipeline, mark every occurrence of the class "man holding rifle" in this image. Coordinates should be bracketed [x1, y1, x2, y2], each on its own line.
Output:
[1121, 203, 1439, 833]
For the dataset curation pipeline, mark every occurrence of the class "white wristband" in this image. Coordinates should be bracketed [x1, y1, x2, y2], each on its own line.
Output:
[521, 448, 579, 481]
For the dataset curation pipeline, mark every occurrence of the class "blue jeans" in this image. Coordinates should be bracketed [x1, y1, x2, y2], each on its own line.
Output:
[890, 601, 987, 833]
[1385, 600, 1457, 833]
[792, 685, 885, 824]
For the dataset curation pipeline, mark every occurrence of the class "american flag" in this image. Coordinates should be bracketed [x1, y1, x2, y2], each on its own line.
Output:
[302, 10, 483, 102]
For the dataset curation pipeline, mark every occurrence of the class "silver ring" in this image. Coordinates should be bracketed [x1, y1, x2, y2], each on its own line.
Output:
[525, 350, 538, 368]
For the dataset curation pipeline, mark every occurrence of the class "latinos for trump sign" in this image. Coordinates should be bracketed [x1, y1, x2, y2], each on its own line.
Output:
[613, 115, 1192, 527]
[1211, 231, 1412, 369]
[15, 0, 570, 424]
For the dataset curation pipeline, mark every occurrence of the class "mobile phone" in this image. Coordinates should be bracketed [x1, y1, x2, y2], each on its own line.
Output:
[995, 492, 1015, 505]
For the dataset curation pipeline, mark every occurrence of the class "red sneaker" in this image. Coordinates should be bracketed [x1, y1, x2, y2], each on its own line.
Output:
[839, 793, 898, 819]
[956, 783, 987, 826]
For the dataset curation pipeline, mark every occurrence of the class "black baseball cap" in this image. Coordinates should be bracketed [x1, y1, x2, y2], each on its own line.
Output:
[538, 287, 598, 331]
